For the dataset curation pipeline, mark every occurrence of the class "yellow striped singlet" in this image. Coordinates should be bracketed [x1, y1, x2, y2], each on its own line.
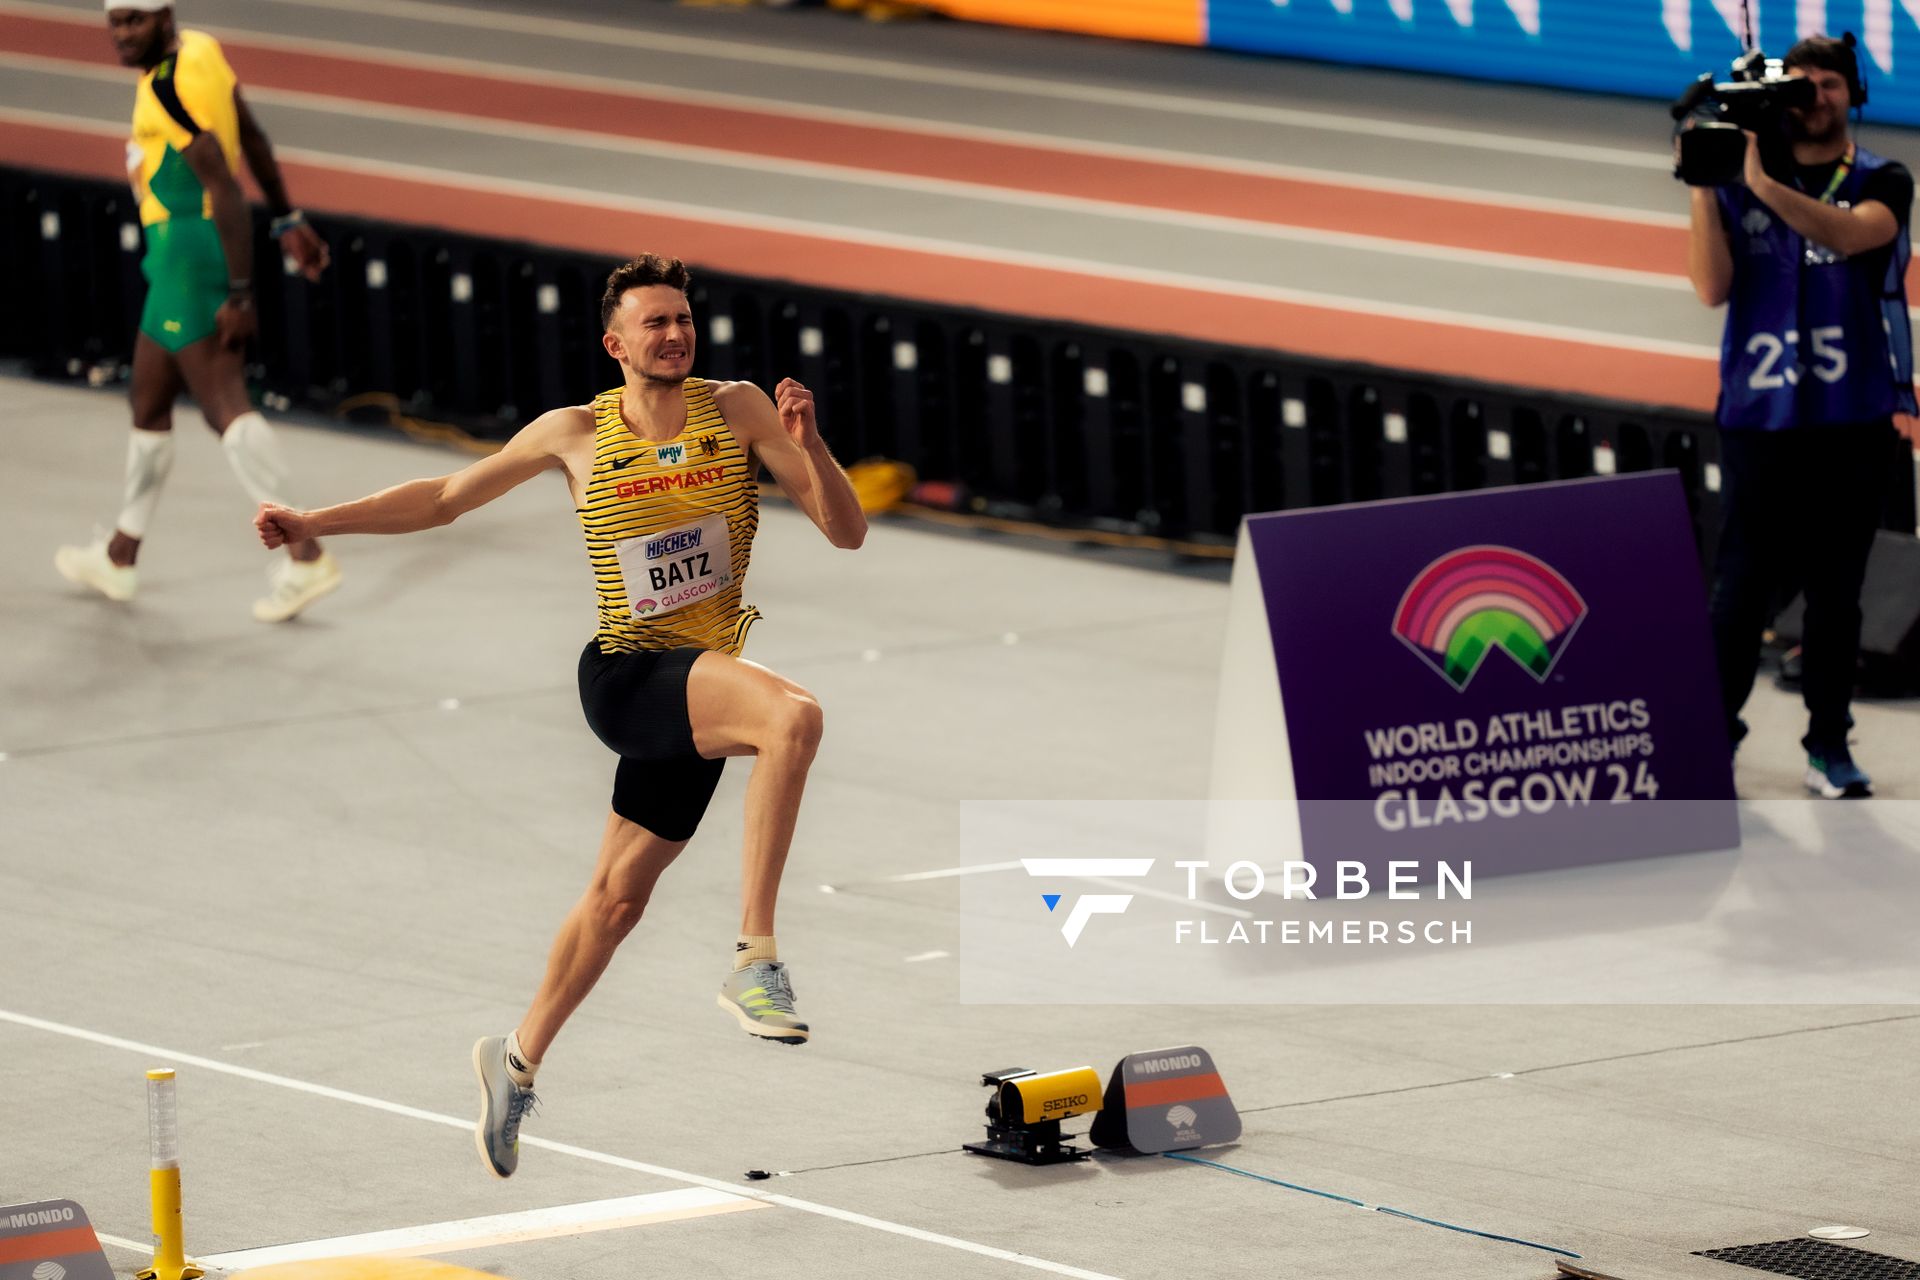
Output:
[578, 379, 760, 655]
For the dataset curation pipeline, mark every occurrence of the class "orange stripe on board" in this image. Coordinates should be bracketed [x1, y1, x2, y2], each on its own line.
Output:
[1124, 1072, 1229, 1109]
[0, 120, 1719, 412]
[0, 13, 1682, 274]
[0, 1226, 102, 1265]
[921, 0, 1203, 45]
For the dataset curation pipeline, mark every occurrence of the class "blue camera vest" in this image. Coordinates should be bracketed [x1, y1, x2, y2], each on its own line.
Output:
[1715, 145, 1915, 430]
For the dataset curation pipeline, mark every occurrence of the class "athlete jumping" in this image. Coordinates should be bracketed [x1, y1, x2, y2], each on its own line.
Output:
[254, 255, 867, 1178]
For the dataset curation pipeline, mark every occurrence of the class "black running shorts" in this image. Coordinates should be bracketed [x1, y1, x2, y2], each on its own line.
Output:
[577, 639, 726, 842]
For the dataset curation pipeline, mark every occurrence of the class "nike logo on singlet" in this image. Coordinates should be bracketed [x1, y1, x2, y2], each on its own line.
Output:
[611, 455, 632, 470]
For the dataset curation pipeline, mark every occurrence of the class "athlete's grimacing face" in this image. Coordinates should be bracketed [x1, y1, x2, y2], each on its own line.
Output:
[605, 285, 696, 384]
[107, 7, 170, 68]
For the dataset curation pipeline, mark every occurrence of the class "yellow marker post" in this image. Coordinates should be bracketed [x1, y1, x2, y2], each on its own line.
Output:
[136, 1068, 204, 1280]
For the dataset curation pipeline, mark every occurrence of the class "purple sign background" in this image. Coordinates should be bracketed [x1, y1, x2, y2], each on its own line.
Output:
[1249, 472, 1738, 878]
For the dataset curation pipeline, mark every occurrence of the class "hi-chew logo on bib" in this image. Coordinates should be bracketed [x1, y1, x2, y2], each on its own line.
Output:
[616, 514, 732, 619]
[1392, 546, 1587, 691]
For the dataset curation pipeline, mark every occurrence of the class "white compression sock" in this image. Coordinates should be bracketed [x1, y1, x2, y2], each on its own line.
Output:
[117, 428, 175, 539]
[219, 411, 290, 507]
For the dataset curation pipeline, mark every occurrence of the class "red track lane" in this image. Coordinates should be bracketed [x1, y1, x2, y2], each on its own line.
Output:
[3, 119, 1719, 411]
[6, 11, 1689, 276]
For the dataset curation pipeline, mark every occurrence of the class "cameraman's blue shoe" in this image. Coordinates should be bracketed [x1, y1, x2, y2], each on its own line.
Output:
[1805, 745, 1872, 799]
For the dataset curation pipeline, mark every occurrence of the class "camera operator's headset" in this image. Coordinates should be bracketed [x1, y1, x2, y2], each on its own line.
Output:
[1833, 31, 1868, 110]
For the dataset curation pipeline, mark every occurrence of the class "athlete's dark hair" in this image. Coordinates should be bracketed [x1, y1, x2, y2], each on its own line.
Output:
[600, 254, 692, 330]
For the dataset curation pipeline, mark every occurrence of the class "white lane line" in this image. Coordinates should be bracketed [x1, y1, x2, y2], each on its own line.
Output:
[1022, 859, 1156, 877]
[884, 861, 1026, 883]
[0, 54, 1686, 291]
[0, 106, 1716, 359]
[198, 1189, 765, 1269]
[236, 0, 1666, 168]
[0, 0, 1685, 226]
[0, 1008, 1124, 1280]
[903, 950, 950, 963]
[820, 860, 1022, 892]
[93, 1233, 149, 1254]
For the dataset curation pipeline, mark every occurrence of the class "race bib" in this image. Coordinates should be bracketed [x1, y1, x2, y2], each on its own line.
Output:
[616, 514, 732, 619]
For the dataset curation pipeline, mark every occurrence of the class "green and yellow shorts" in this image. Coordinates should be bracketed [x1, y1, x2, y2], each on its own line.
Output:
[139, 216, 229, 353]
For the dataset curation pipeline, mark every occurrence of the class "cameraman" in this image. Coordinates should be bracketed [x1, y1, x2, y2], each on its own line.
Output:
[1687, 35, 1913, 798]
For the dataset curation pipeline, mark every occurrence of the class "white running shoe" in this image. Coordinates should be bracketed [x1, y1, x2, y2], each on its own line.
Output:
[253, 551, 342, 622]
[54, 531, 136, 602]
[718, 960, 810, 1045]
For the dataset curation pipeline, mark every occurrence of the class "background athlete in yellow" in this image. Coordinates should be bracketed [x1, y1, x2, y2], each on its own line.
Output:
[57, 1, 340, 622]
[254, 255, 868, 1178]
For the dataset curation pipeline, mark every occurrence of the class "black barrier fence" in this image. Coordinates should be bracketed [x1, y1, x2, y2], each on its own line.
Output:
[8, 167, 1915, 554]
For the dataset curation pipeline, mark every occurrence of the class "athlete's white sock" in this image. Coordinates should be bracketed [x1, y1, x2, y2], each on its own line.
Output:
[219, 411, 291, 508]
[504, 1030, 539, 1088]
[116, 428, 175, 540]
[735, 935, 778, 970]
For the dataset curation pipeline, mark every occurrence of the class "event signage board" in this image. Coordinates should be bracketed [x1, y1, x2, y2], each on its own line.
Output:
[1211, 473, 1738, 881]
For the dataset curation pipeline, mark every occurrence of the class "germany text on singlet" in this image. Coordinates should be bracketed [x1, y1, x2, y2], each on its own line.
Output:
[577, 379, 760, 655]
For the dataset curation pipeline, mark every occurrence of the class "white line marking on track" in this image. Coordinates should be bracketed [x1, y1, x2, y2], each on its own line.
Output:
[92, 1233, 149, 1254]
[0, 106, 1717, 359]
[1022, 858, 1156, 877]
[883, 861, 1026, 883]
[238, 0, 1667, 168]
[198, 1188, 765, 1269]
[903, 950, 950, 963]
[0, 1, 1686, 226]
[0, 1008, 1125, 1280]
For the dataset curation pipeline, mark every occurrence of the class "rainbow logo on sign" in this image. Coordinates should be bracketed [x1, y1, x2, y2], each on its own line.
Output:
[1392, 546, 1587, 690]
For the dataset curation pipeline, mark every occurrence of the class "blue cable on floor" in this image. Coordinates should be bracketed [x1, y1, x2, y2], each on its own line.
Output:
[1159, 1152, 1366, 1206]
[1373, 1206, 1581, 1259]
[1159, 1153, 1580, 1260]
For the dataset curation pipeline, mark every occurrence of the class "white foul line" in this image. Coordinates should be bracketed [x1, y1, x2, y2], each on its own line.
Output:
[197, 1188, 765, 1269]
[0, 1008, 1123, 1280]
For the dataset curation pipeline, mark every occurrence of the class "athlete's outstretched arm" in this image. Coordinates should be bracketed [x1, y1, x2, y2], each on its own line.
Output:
[234, 89, 328, 281]
[255, 410, 571, 548]
[717, 379, 866, 550]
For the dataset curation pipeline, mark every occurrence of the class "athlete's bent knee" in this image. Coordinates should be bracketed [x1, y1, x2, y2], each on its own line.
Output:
[768, 692, 823, 758]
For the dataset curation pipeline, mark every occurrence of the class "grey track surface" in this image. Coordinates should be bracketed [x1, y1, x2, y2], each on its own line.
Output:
[0, 64, 1702, 342]
[10, 0, 1918, 354]
[4, 376, 1918, 1279]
